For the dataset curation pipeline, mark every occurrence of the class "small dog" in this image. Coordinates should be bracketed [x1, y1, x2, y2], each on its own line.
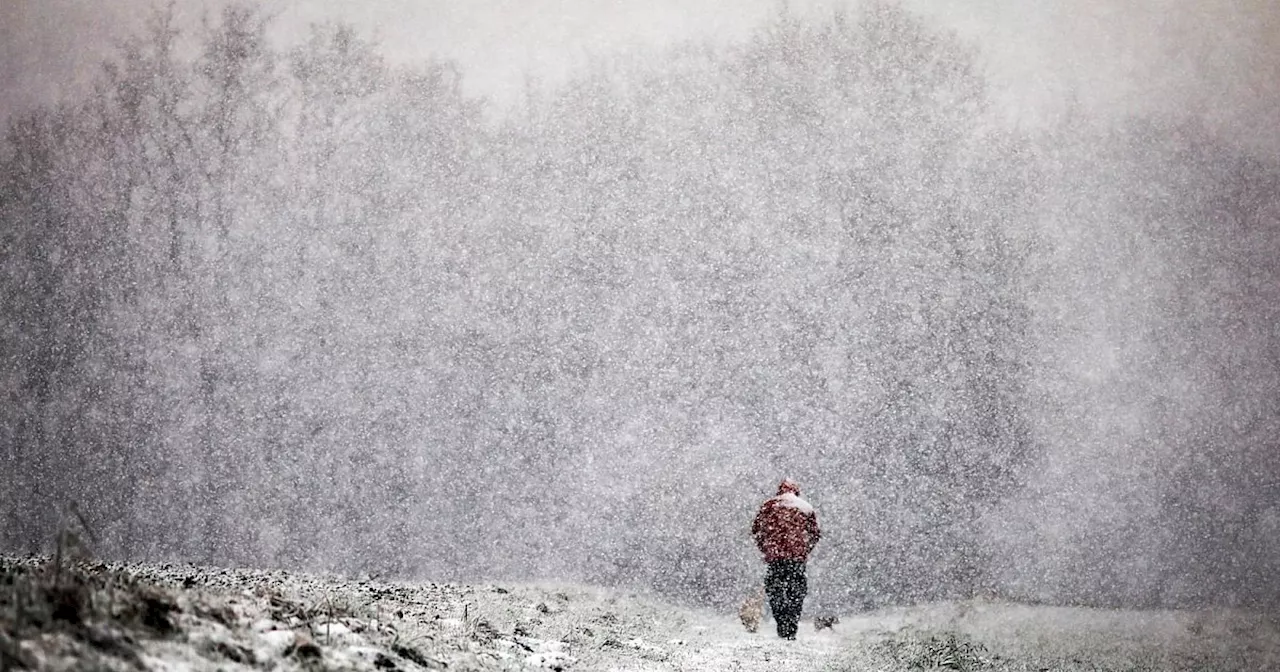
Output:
[738, 587, 765, 633]
[813, 613, 840, 632]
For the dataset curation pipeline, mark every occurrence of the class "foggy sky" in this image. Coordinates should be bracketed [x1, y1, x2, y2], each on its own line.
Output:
[4, 0, 1279, 149]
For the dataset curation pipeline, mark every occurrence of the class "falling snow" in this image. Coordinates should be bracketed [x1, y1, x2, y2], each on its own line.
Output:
[3, 1, 1280, 669]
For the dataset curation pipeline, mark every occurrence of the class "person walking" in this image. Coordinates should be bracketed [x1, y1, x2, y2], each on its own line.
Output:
[750, 478, 821, 640]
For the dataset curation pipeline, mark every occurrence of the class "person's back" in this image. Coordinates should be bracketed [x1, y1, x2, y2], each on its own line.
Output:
[750, 479, 820, 640]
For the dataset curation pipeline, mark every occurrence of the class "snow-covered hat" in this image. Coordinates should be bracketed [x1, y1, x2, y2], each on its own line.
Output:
[777, 478, 801, 496]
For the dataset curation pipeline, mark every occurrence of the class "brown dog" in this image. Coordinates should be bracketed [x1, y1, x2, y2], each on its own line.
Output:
[813, 613, 839, 631]
[738, 587, 765, 633]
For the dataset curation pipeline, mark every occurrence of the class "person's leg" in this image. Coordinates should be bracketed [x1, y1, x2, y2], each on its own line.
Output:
[764, 563, 788, 637]
[791, 563, 808, 637]
[774, 600, 795, 639]
[778, 561, 805, 639]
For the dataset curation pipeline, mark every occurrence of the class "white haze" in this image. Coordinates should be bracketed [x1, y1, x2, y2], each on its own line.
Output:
[2, 0, 1279, 616]
[4, 0, 1279, 147]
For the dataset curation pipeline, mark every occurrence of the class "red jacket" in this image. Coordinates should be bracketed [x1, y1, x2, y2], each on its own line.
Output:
[751, 480, 821, 563]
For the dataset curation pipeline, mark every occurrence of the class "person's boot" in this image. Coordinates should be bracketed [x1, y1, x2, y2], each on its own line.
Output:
[779, 611, 798, 640]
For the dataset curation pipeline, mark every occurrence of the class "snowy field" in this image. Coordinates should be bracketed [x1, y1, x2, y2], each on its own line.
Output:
[3, 555, 1276, 671]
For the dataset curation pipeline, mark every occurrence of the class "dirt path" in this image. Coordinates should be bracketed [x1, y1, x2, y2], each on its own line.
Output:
[661, 618, 848, 671]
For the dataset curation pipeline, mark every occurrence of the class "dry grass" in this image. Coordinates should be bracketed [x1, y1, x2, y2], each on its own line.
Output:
[1, 555, 181, 670]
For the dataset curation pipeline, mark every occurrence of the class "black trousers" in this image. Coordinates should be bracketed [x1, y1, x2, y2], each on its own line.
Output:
[764, 559, 807, 639]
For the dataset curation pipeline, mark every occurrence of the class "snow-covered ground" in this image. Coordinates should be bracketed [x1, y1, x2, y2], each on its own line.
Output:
[3, 555, 1275, 671]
